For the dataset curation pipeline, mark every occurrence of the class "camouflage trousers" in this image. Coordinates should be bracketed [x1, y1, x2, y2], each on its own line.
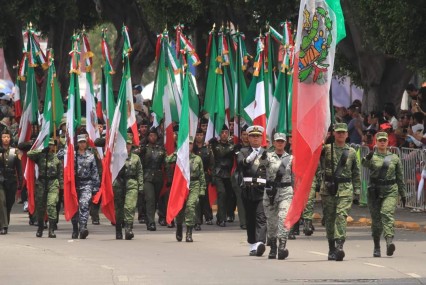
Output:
[71, 185, 92, 227]
[176, 188, 200, 227]
[321, 195, 352, 240]
[35, 180, 59, 222]
[368, 192, 397, 238]
[114, 184, 138, 225]
[302, 185, 316, 220]
[263, 195, 292, 239]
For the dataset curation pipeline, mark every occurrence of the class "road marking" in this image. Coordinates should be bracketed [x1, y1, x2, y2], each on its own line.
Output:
[117, 276, 129, 282]
[308, 251, 328, 257]
[101, 265, 114, 270]
[364, 263, 385, 268]
[406, 273, 421, 278]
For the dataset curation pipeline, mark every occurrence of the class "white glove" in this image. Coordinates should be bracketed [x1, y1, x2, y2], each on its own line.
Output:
[246, 150, 258, 163]
[422, 169, 426, 179]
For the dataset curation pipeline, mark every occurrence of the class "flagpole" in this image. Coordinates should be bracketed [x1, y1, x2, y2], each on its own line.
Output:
[50, 49, 58, 151]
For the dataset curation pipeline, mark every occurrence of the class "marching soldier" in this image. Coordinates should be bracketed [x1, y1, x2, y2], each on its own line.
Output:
[362, 131, 406, 257]
[301, 164, 321, 236]
[0, 129, 22, 235]
[71, 134, 100, 239]
[113, 138, 144, 240]
[210, 125, 234, 227]
[23, 139, 63, 238]
[140, 127, 166, 231]
[167, 136, 206, 242]
[263, 133, 293, 260]
[237, 125, 267, 257]
[320, 123, 360, 261]
[137, 119, 149, 224]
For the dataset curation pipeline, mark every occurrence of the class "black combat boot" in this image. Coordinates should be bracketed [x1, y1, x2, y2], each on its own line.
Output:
[176, 224, 183, 242]
[288, 227, 296, 240]
[48, 220, 56, 238]
[186, 226, 193, 242]
[115, 223, 123, 240]
[385, 236, 395, 256]
[125, 223, 134, 240]
[335, 239, 345, 261]
[72, 223, 79, 239]
[328, 239, 336, 260]
[303, 219, 314, 236]
[36, 220, 44, 238]
[373, 236, 381, 257]
[194, 223, 201, 231]
[277, 238, 289, 260]
[268, 238, 277, 259]
[293, 220, 300, 236]
[79, 224, 89, 239]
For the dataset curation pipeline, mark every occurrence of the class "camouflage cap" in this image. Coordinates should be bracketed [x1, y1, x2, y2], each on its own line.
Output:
[126, 137, 133, 144]
[376, 132, 388, 140]
[334, 123, 348, 132]
[189, 136, 194, 143]
[77, 134, 87, 142]
[48, 138, 55, 145]
[273, 132, 287, 141]
[247, 125, 264, 136]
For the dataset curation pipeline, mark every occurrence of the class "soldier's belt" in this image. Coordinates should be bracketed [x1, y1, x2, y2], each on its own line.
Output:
[78, 177, 91, 182]
[370, 178, 396, 186]
[325, 176, 351, 183]
[243, 177, 266, 185]
[38, 176, 57, 180]
[274, 182, 292, 187]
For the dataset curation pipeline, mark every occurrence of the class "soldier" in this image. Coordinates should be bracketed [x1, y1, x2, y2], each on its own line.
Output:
[210, 125, 235, 227]
[24, 139, 63, 238]
[0, 129, 22, 235]
[71, 134, 100, 239]
[237, 125, 267, 257]
[113, 138, 144, 240]
[320, 123, 360, 261]
[140, 127, 166, 231]
[167, 136, 206, 242]
[362, 132, 406, 257]
[263, 133, 293, 260]
[137, 119, 149, 224]
[301, 165, 320, 236]
[193, 128, 214, 229]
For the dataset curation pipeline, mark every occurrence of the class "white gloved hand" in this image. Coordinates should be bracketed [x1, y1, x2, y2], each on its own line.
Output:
[245, 150, 258, 163]
[422, 169, 426, 179]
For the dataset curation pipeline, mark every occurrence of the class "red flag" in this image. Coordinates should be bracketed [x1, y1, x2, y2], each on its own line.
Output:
[208, 183, 217, 208]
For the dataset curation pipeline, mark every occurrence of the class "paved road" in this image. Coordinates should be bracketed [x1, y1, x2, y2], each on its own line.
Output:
[1, 206, 425, 285]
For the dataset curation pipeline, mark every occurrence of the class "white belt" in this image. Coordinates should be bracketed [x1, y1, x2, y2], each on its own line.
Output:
[243, 177, 266, 184]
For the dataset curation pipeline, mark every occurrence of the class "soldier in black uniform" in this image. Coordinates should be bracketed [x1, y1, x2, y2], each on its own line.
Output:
[0, 129, 22, 234]
[236, 125, 267, 256]
[210, 125, 234, 227]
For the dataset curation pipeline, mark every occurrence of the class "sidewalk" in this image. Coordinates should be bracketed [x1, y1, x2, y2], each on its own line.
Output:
[312, 202, 426, 232]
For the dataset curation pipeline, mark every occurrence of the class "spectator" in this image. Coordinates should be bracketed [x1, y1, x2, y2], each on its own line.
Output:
[405, 83, 419, 111]
[412, 87, 426, 115]
[347, 105, 364, 144]
[378, 122, 398, 147]
[394, 112, 412, 147]
[383, 103, 398, 131]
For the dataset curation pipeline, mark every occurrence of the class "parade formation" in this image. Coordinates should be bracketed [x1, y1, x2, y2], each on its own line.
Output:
[0, 0, 414, 267]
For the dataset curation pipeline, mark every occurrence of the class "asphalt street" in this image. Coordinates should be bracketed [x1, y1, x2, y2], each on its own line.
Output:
[1, 204, 425, 285]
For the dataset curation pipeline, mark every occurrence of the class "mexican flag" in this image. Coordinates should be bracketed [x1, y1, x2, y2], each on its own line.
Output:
[166, 60, 190, 224]
[285, 0, 346, 229]
[101, 29, 116, 134]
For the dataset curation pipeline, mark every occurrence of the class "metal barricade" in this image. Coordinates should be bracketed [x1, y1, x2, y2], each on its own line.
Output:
[400, 147, 425, 210]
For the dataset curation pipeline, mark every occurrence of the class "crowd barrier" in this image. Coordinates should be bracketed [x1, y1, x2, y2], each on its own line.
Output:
[352, 144, 425, 211]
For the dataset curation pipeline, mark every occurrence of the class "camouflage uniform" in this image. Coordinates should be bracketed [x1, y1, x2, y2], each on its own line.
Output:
[302, 163, 321, 236]
[320, 142, 360, 260]
[140, 143, 166, 230]
[72, 149, 100, 238]
[114, 152, 144, 239]
[211, 139, 234, 225]
[362, 147, 406, 257]
[27, 147, 63, 238]
[0, 146, 22, 233]
[193, 143, 214, 226]
[263, 151, 293, 259]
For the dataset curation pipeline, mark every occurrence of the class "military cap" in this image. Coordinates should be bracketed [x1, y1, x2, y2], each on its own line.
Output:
[246, 125, 264, 136]
[222, 124, 229, 131]
[48, 138, 55, 145]
[200, 117, 208, 125]
[376, 132, 388, 141]
[173, 125, 179, 133]
[140, 119, 149, 126]
[126, 137, 133, 144]
[77, 134, 87, 142]
[189, 136, 194, 143]
[1, 129, 11, 136]
[241, 124, 249, 132]
[59, 116, 67, 127]
[196, 127, 203, 134]
[334, 123, 348, 132]
[149, 127, 158, 134]
[273, 132, 287, 141]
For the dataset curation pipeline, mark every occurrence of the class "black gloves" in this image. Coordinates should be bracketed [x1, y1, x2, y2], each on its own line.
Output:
[401, 196, 406, 208]
[17, 141, 33, 151]
[260, 150, 267, 160]
[233, 144, 242, 152]
[366, 151, 374, 160]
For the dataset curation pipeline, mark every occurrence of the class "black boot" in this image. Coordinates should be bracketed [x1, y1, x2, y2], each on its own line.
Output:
[36, 220, 44, 238]
[176, 224, 183, 242]
[303, 219, 314, 236]
[386, 236, 395, 256]
[79, 224, 89, 239]
[72, 223, 79, 239]
[277, 238, 289, 260]
[335, 239, 345, 261]
[194, 223, 201, 231]
[328, 239, 336, 260]
[293, 220, 300, 236]
[268, 238, 277, 259]
[288, 227, 296, 240]
[373, 236, 381, 257]
[48, 220, 56, 238]
[186, 226, 193, 242]
[115, 223, 123, 240]
[125, 223, 134, 240]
